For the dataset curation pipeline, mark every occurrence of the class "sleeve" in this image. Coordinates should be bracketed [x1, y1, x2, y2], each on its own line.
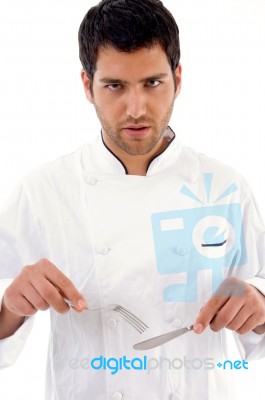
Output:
[245, 277, 265, 295]
[0, 184, 45, 275]
[0, 184, 44, 368]
[232, 181, 265, 360]
[0, 279, 34, 369]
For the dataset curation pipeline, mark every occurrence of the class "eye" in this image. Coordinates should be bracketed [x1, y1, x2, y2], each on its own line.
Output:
[106, 83, 122, 92]
[146, 80, 161, 87]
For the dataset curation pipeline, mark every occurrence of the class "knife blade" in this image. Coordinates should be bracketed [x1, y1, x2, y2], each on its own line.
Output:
[133, 325, 193, 350]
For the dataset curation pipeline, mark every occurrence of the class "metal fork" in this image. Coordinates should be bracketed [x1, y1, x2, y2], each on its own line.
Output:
[65, 300, 148, 334]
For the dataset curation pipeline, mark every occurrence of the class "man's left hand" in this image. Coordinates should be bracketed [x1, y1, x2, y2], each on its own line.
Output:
[193, 277, 265, 335]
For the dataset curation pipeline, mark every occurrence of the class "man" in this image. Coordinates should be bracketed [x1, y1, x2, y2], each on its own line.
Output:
[0, 0, 265, 399]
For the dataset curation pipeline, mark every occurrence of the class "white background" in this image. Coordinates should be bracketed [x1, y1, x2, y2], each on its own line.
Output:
[0, 0, 265, 398]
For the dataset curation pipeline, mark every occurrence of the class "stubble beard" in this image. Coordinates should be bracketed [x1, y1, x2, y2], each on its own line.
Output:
[94, 100, 175, 156]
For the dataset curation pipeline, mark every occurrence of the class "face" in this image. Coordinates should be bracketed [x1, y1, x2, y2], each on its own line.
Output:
[81, 44, 182, 158]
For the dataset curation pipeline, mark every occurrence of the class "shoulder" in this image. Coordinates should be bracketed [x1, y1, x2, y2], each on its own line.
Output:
[180, 145, 251, 201]
[20, 143, 91, 196]
[184, 145, 245, 180]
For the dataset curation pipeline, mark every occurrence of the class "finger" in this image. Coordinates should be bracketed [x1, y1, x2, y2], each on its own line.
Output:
[193, 295, 229, 334]
[40, 260, 88, 310]
[193, 277, 247, 334]
[235, 313, 260, 335]
[4, 292, 38, 317]
[209, 296, 245, 332]
[30, 273, 70, 314]
[4, 282, 38, 317]
[225, 305, 252, 332]
[227, 301, 265, 334]
[21, 283, 50, 312]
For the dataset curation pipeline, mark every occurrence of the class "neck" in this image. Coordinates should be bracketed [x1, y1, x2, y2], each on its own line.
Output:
[124, 158, 151, 176]
[102, 133, 171, 176]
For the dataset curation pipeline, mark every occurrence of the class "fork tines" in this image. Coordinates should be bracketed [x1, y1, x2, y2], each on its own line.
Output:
[114, 305, 148, 334]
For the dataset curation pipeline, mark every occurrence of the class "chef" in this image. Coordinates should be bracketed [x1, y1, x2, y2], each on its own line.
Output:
[0, 0, 265, 399]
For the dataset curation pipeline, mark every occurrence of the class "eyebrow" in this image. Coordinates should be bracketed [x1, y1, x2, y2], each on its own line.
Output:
[99, 73, 169, 85]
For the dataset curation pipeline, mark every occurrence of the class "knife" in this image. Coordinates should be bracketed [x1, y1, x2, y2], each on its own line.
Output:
[133, 325, 193, 350]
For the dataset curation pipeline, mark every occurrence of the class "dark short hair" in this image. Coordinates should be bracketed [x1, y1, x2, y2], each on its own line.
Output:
[78, 0, 180, 80]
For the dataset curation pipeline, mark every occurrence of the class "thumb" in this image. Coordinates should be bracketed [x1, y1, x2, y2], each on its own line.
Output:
[193, 307, 205, 334]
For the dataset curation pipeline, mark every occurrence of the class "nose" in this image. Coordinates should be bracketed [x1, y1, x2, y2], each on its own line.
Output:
[125, 88, 146, 119]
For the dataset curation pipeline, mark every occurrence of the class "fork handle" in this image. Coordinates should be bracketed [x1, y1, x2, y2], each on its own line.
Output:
[64, 298, 89, 309]
[64, 299, 104, 311]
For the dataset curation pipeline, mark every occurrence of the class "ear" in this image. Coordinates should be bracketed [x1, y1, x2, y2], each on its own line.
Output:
[81, 69, 94, 103]
[174, 64, 182, 99]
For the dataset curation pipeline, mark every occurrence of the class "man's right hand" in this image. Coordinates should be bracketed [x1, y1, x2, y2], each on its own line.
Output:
[3, 258, 88, 317]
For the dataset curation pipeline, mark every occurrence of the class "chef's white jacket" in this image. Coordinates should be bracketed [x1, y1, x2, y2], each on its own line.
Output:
[0, 129, 265, 400]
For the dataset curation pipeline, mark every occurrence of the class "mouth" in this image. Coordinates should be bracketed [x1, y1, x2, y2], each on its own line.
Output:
[123, 126, 150, 138]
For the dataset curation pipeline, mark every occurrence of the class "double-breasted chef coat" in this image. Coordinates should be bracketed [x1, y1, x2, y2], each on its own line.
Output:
[0, 128, 265, 399]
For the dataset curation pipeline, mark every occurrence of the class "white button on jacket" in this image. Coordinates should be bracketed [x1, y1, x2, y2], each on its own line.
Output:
[172, 318, 183, 329]
[107, 318, 117, 328]
[96, 246, 110, 255]
[0, 131, 265, 399]
[85, 176, 98, 185]
[111, 392, 123, 400]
